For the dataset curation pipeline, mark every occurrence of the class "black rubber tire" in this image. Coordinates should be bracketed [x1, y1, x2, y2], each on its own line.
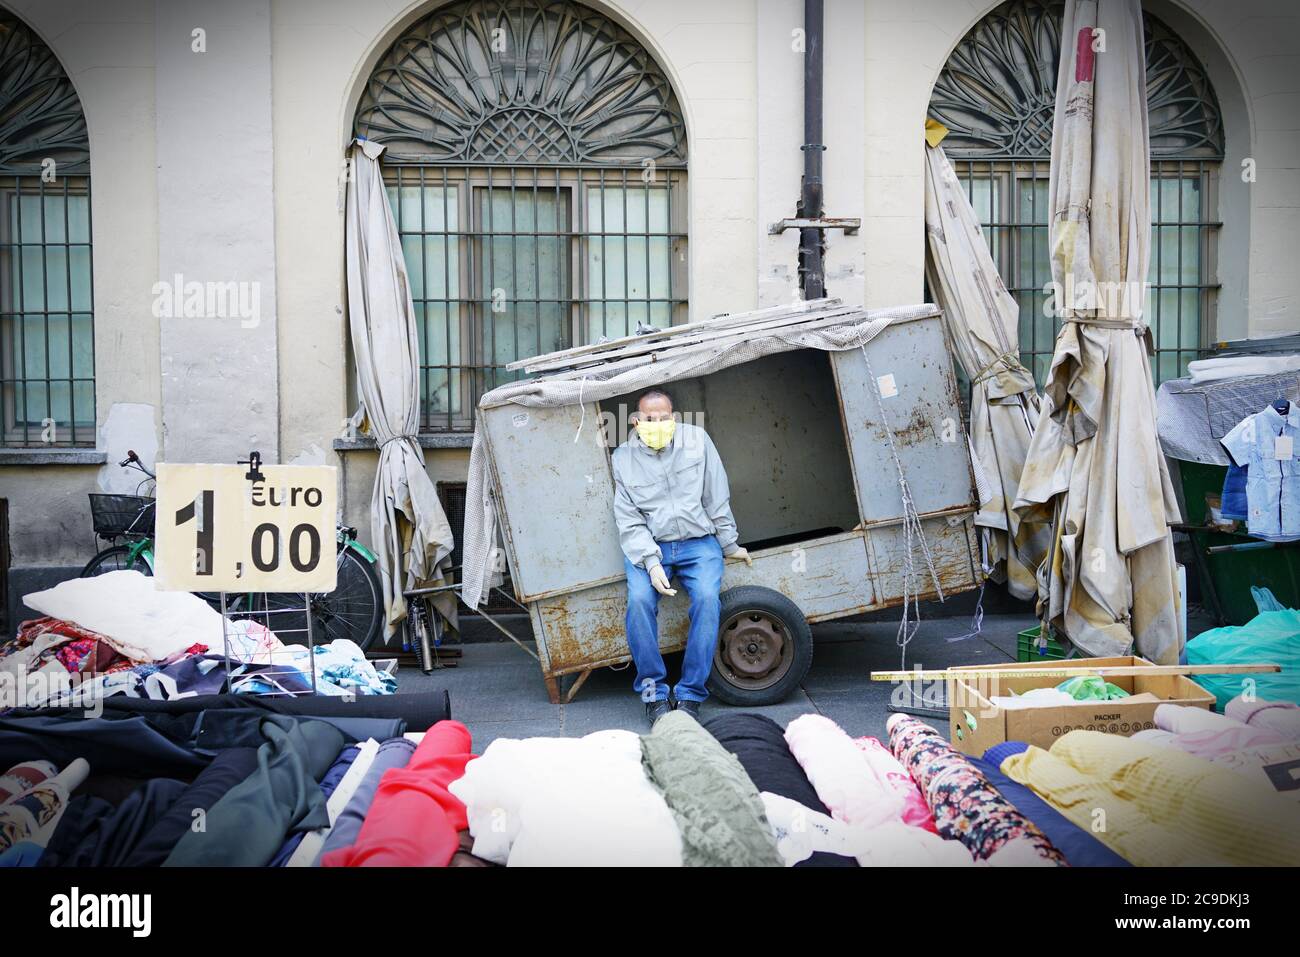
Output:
[80, 544, 150, 577]
[707, 585, 812, 706]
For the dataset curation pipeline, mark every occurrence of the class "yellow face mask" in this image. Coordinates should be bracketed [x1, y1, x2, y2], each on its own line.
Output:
[635, 418, 676, 451]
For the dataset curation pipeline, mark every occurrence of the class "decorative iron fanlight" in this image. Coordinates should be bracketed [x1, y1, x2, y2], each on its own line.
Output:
[355, 0, 687, 166]
[0, 10, 90, 175]
[930, 0, 1224, 159]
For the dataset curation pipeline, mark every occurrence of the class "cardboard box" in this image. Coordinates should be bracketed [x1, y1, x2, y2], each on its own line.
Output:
[946, 656, 1215, 757]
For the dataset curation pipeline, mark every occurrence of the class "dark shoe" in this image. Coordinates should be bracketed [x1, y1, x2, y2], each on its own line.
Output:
[646, 699, 672, 727]
[675, 699, 701, 720]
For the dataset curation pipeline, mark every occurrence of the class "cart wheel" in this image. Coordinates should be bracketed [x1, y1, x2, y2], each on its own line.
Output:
[708, 585, 812, 706]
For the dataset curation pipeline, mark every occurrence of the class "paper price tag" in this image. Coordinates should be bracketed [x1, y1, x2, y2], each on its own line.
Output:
[877, 373, 899, 399]
[1276, 435, 1294, 460]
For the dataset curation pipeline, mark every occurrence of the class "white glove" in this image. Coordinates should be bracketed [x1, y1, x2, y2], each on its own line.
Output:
[649, 564, 677, 596]
[726, 546, 754, 567]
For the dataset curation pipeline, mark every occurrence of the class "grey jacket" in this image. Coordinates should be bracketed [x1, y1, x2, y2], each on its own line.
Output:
[611, 421, 740, 573]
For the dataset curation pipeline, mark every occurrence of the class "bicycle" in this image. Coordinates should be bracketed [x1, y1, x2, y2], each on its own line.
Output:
[81, 450, 387, 652]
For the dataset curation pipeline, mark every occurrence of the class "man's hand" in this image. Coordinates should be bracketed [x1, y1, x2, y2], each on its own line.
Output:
[725, 546, 754, 567]
[649, 564, 677, 596]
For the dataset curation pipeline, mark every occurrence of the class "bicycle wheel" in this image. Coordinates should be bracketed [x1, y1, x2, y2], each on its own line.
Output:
[247, 547, 385, 652]
[80, 544, 150, 577]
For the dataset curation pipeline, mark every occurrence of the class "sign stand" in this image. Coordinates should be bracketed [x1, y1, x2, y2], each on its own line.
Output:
[215, 450, 319, 697]
[217, 590, 319, 697]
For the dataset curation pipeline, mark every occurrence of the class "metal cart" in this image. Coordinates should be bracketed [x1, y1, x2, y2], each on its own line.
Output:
[473, 300, 984, 704]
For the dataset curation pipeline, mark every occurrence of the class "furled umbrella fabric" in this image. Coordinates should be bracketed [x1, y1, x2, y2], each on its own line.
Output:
[345, 138, 456, 641]
[641, 711, 782, 867]
[923, 139, 1049, 600]
[703, 713, 855, 867]
[887, 714, 1065, 865]
[1012, 0, 1183, 664]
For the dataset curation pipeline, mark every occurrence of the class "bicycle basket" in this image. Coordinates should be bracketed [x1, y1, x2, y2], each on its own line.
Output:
[89, 494, 156, 536]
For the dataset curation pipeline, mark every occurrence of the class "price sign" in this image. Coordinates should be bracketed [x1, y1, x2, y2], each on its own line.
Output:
[154, 463, 338, 592]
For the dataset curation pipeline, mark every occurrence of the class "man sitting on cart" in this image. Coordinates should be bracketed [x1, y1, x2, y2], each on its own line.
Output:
[612, 387, 752, 726]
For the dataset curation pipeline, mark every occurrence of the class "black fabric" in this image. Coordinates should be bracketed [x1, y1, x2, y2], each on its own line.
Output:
[41, 778, 188, 867]
[702, 712, 857, 868]
[122, 748, 259, 867]
[97, 690, 451, 730]
[0, 713, 210, 777]
[0, 707, 398, 778]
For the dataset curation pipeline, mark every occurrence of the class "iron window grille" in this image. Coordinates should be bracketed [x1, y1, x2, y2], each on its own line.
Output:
[355, 0, 688, 433]
[929, 0, 1225, 388]
[0, 11, 94, 448]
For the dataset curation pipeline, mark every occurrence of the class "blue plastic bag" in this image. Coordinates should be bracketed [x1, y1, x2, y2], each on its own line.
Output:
[1185, 609, 1300, 710]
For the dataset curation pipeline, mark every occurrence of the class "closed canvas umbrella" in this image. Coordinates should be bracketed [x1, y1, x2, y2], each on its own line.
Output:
[924, 135, 1050, 600]
[345, 138, 456, 641]
[1012, 0, 1183, 663]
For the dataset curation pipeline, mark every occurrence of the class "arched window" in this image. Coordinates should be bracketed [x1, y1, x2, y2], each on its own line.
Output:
[355, 0, 688, 432]
[929, 0, 1224, 384]
[0, 9, 93, 447]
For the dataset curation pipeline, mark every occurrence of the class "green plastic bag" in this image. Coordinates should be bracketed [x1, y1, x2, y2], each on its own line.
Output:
[1057, 675, 1130, 701]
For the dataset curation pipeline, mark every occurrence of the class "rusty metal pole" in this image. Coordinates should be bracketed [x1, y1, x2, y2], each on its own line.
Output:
[798, 0, 826, 300]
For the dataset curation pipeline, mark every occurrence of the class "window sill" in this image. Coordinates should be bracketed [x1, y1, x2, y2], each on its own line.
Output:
[333, 434, 474, 451]
[0, 448, 107, 466]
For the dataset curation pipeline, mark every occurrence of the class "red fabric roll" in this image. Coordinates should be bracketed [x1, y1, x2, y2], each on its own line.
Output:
[321, 720, 475, 868]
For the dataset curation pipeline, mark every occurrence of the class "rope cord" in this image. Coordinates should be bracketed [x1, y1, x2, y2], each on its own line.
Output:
[857, 341, 945, 670]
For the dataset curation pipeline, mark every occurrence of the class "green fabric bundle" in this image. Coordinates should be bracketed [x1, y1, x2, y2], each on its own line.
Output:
[639, 710, 782, 867]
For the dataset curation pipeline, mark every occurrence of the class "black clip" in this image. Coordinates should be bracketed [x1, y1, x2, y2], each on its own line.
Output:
[239, 451, 265, 483]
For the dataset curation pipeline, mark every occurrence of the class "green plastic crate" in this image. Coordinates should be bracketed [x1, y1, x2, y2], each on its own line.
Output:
[1017, 625, 1068, 662]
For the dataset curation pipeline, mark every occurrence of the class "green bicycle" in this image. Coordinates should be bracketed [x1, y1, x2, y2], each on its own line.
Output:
[81, 450, 386, 651]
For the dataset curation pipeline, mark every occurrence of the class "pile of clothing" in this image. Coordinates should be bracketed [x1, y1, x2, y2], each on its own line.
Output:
[0, 692, 457, 868]
[0, 571, 394, 706]
[6, 695, 1296, 867]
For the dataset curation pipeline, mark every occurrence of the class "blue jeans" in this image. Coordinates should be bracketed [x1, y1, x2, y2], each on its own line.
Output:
[624, 536, 724, 704]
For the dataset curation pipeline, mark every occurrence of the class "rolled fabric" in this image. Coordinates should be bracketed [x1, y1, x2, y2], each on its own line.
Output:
[784, 714, 903, 828]
[973, 744, 1130, 867]
[163, 717, 345, 867]
[269, 742, 365, 867]
[318, 737, 416, 860]
[886, 714, 1065, 866]
[853, 736, 937, 833]
[760, 792, 973, 867]
[118, 748, 258, 867]
[641, 711, 781, 867]
[0, 761, 57, 805]
[703, 713, 855, 867]
[1226, 696, 1300, 740]
[40, 778, 189, 867]
[1001, 730, 1300, 866]
[0, 758, 89, 857]
[449, 729, 678, 867]
[324, 720, 474, 867]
